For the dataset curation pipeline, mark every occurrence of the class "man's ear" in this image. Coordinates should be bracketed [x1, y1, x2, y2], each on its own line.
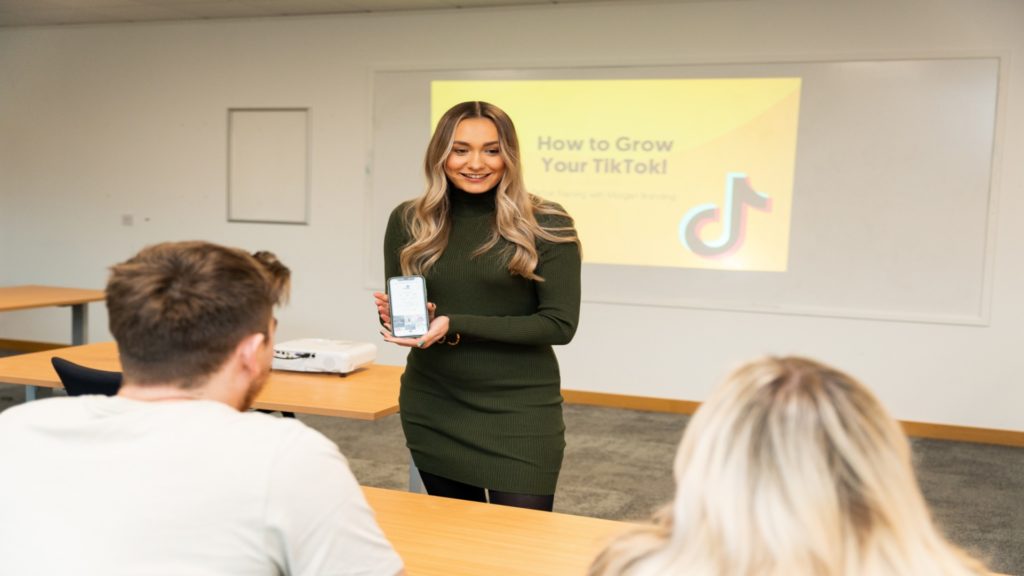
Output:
[236, 332, 267, 375]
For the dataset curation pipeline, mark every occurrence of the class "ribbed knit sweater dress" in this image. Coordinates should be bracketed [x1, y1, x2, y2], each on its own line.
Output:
[383, 187, 581, 495]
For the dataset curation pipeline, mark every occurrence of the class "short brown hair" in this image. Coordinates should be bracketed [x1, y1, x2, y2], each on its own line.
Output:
[106, 241, 290, 386]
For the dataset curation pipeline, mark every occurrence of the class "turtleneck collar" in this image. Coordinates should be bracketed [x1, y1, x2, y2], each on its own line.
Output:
[448, 182, 498, 217]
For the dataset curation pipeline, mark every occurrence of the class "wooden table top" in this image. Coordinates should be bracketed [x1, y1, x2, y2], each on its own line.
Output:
[0, 285, 105, 312]
[362, 486, 634, 576]
[0, 341, 402, 420]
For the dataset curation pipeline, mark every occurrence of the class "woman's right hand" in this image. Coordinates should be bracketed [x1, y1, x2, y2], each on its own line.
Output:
[380, 314, 449, 349]
[373, 291, 392, 331]
[375, 291, 443, 347]
[374, 291, 438, 330]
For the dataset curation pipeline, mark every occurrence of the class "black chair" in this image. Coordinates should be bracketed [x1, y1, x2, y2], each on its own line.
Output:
[50, 357, 293, 418]
[51, 356, 122, 397]
[258, 409, 296, 419]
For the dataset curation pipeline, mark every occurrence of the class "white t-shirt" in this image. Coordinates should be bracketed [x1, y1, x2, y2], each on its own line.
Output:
[0, 396, 403, 576]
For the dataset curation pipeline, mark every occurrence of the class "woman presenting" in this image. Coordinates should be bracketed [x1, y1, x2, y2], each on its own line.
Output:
[375, 101, 581, 511]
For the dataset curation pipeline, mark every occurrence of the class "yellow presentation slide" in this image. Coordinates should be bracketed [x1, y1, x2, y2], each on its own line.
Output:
[432, 79, 801, 272]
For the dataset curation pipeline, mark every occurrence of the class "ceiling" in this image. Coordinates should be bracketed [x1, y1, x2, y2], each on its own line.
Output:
[0, 0, 630, 28]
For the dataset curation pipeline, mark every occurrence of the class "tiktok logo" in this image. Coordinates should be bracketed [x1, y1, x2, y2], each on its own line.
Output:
[679, 173, 771, 258]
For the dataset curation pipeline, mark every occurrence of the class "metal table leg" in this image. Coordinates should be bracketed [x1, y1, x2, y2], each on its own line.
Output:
[26, 303, 91, 402]
[72, 303, 88, 345]
[409, 454, 425, 494]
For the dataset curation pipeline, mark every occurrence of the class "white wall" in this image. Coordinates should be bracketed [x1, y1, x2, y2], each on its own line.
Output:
[1, 0, 1021, 431]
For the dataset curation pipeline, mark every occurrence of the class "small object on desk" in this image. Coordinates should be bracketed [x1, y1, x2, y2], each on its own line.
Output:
[272, 339, 377, 374]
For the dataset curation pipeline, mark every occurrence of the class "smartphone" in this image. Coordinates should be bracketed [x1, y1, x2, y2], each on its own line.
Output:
[387, 275, 430, 339]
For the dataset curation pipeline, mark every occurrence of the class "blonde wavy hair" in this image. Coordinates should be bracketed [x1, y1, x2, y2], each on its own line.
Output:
[590, 357, 991, 576]
[399, 101, 579, 281]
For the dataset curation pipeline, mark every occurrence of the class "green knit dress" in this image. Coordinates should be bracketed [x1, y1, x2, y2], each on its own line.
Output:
[384, 187, 581, 495]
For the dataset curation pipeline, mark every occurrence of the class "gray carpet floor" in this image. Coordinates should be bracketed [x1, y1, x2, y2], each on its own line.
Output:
[299, 405, 1022, 575]
[1, 385, 1020, 574]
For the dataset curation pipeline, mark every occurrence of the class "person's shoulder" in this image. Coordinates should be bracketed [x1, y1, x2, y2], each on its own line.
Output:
[0, 396, 85, 424]
[532, 195, 567, 213]
[386, 199, 417, 233]
[250, 415, 360, 496]
[531, 196, 576, 231]
[0, 397, 116, 446]
[241, 412, 343, 457]
[392, 198, 415, 212]
[388, 199, 416, 220]
[0, 398, 43, 429]
[533, 196, 571, 217]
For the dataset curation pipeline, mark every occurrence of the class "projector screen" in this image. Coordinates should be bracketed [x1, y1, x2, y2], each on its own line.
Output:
[367, 58, 1000, 324]
[432, 79, 801, 272]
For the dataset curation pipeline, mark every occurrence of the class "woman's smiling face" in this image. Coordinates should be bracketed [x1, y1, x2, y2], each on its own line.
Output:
[444, 117, 505, 194]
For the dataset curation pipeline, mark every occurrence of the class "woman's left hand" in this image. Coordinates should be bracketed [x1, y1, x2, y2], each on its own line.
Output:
[374, 292, 436, 333]
[380, 314, 450, 349]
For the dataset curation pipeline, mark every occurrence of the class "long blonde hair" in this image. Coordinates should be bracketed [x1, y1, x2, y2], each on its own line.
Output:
[590, 357, 990, 576]
[399, 101, 578, 281]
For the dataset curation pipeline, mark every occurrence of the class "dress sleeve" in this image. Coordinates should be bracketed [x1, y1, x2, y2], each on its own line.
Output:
[381, 204, 409, 329]
[265, 425, 404, 576]
[383, 203, 409, 282]
[447, 213, 582, 346]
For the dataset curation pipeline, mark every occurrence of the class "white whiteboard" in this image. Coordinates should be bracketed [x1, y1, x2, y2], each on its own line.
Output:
[367, 58, 1000, 325]
[228, 108, 309, 225]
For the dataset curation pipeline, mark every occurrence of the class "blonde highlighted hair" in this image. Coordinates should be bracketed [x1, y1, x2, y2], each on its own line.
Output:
[399, 101, 578, 281]
[590, 357, 990, 576]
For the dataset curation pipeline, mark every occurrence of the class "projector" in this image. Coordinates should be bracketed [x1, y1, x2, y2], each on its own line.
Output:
[272, 339, 377, 374]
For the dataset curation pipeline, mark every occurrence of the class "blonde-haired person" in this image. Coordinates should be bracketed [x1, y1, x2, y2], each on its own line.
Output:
[590, 356, 991, 576]
[374, 101, 581, 511]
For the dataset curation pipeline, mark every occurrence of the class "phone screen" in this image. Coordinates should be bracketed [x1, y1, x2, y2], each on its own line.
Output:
[387, 275, 429, 338]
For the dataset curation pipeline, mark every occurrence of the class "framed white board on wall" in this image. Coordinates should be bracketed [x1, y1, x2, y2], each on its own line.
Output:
[367, 57, 1001, 325]
[228, 108, 310, 225]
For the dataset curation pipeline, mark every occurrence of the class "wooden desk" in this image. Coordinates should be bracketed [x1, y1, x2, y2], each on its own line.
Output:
[0, 285, 105, 347]
[363, 487, 633, 576]
[0, 341, 401, 420]
[1, 285, 106, 400]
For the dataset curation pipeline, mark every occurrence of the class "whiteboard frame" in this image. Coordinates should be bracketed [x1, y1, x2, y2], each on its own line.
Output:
[362, 52, 1007, 327]
[227, 107, 312, 226]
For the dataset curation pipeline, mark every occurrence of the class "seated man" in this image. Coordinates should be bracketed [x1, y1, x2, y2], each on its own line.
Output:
[0, 241, 404, 576]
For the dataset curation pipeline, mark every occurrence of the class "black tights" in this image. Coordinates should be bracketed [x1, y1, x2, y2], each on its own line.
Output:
[418, 469, 555, 512]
